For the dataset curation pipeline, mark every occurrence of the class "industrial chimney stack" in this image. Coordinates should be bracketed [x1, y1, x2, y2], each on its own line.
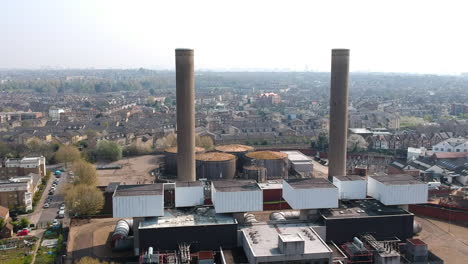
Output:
[328, 49, 350, 181]
[175, 49, 196, 181]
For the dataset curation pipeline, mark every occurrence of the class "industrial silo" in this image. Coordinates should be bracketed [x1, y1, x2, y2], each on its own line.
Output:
[164, 146, 205, 175]
[215, 144, 255, 171]
[245, 151, 288, 179]
[195, 152, 236, 180]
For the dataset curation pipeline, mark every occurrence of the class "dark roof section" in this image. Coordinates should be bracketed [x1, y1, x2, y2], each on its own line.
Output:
[212, 180, 260, 192]
[321, 199, 411, 219]
[105, 182, 120, 193]
[114, 184, 163, 197]
[334, 175, 365, 181]
[286, 178, 336, 189]
[370, 174, 424, 185]
[176, 181, 203, 187]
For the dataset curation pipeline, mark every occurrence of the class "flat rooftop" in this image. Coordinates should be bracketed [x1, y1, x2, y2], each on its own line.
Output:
[176, 181, 203, 187]
[370, 174, 424, 185]
[212, 180, 261, 192]
[139, 208, 236, 229]
[114, 184, 163, 197]
[321, 199, 411, 219]
[281, 151, 313, 162]
[257, 180, 283, 190]
[285, 178, 336, 189]
[242, 223, 332, 257]
[334, 175, 365, 181]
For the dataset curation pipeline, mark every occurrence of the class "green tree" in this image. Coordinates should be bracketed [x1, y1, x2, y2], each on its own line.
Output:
[65, 184, 104, 216]
[311, 133, 329, 152]
[55, 145, 81, 167]
[96, 140, 122, 161]
[19, 217, 29, 228]
[0, 218, 5, 229]
[72, 160, 98, 186]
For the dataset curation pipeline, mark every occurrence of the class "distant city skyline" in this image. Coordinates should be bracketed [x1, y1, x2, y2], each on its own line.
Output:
[2, 0, 467, 74]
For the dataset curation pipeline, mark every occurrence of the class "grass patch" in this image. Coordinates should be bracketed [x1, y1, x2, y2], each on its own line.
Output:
[0, 245, 34, 264]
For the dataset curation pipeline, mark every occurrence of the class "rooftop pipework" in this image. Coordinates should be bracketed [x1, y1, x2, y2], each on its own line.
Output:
[328, 49, 350, 181]
[176, 48, 196, 182]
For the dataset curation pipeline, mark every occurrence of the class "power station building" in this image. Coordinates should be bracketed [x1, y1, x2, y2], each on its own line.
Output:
[106, 49, 439, 264]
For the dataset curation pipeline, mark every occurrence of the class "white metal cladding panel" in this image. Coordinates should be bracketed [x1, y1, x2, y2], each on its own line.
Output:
[175, 186, 204, 207]
[113, 195, 164, 218]
[367, 177, 379, 199]
[283, 181, 338, 209]
[336, 180, 367, 200]
[213, 189, 263, 213]
[379, 184, 428, 205]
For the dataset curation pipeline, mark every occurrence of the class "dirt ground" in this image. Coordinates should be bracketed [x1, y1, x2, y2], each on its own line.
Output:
[415, 216, 468, 264]
[96, 155, 162, 186]
[68, 218, 133, 261]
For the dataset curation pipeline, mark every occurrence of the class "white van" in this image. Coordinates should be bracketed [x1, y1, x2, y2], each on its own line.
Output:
[58, 209, 65, 218]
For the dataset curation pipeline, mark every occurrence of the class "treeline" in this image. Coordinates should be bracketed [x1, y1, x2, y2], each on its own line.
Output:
[0, 78, 173, 94]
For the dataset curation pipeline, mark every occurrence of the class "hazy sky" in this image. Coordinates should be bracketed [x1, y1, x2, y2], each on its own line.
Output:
[2, 0, 467, 73]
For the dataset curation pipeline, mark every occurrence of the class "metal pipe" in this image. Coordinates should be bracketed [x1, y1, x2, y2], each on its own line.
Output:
[269, 211, 301, 221]
[176, 49, 196, 181]
[328, 49, 350, 181]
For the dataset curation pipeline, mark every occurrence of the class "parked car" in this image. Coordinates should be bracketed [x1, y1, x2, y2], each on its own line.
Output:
[53, 179, 59, 184]
[17, 228, 29, 236]
[59, 204, 65, 210]
[58, 209, 65, 218]
[48, 191, 54, 195]
[43, 203, 50, 208]
[52, 219, 60, 226]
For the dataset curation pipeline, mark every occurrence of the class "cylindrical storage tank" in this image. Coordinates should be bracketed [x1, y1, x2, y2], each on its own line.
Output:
[164, 146, 205, 175]
[215, 144, 255, 171]
[195, 152, 236, 180]
[243, 165, 267, 182]
[245, 151, 288, 179]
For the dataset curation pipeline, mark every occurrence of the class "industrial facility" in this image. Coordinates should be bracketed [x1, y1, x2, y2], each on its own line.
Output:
[105, 49, 443, 264]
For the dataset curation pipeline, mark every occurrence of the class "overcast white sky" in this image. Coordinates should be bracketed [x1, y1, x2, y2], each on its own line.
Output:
[1, 0, 467, 73]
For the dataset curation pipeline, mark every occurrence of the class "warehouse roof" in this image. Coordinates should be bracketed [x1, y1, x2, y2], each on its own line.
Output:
[370, 174, 424, 185]
[241, 223, 332, 258]
[333, 175, 365, 181]
[285, 178, 336, 189]
[321, 199, 410, 219]
[139, 208, 236, 229]
[176, 181, 203, 187]
[114, 184, 163, 197]
[212, 180, 261, 192]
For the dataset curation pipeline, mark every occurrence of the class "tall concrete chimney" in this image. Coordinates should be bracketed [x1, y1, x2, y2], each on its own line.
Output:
[175, 49, 196, 181]
[328, 49, 349, 181]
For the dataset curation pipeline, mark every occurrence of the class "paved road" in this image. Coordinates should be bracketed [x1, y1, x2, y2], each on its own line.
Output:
[37, 171, 70, 225]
